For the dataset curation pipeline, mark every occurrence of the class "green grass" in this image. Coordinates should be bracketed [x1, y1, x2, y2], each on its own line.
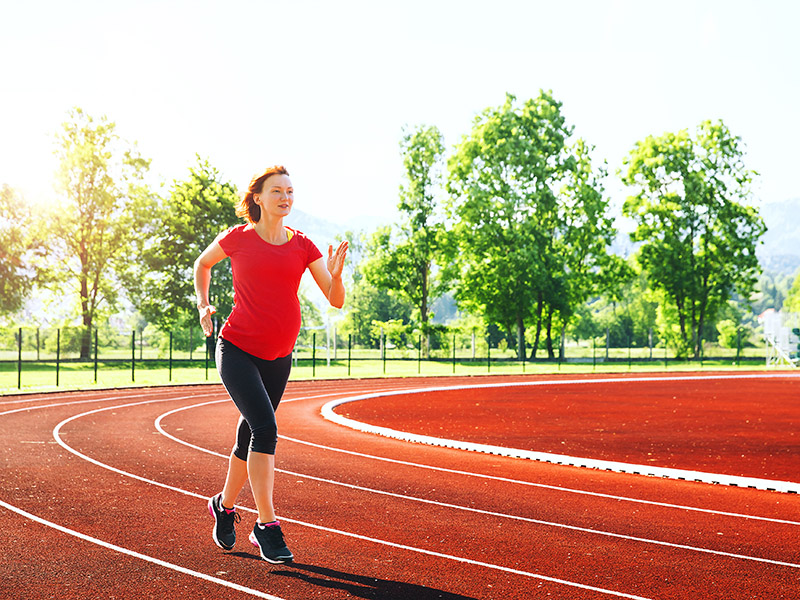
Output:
[0, 354, 785, 396]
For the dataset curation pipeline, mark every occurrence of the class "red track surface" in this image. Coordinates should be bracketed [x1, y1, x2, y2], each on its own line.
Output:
[1, 372, 799, 599]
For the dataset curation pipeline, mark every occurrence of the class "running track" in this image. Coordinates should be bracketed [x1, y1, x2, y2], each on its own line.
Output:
[1, 372, 798, 599]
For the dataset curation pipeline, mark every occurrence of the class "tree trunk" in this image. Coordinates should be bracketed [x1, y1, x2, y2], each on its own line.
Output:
[516, 312, 525, 361]
[545, 307, 555, 359]
[80, 273, 92, 360]
[529, 292, 544, 360]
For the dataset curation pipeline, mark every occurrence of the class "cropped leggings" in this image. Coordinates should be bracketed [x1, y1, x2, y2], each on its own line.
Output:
[215, 337, 292, 460]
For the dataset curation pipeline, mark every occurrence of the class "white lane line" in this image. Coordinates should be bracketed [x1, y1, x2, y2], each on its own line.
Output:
[0, 390, 223, 417]
[154, 404, 800, 568]
[51, 403, 655, 600]
[320, 375, 800, 494]
[0, 499, 285, 600]
[161, 399, 800, 527]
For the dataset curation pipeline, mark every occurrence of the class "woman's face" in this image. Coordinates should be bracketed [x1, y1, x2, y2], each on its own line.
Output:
[255, 174, 293, 220]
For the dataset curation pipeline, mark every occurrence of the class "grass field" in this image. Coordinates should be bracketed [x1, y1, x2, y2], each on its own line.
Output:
[0, 353, 783, 396]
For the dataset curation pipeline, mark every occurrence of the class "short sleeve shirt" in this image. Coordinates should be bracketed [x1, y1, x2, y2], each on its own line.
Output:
[217, 224, 322, 360]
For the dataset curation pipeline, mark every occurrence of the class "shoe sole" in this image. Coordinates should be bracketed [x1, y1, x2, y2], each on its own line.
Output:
[208, 497, 235, 551]
[249, 532, 293, 564]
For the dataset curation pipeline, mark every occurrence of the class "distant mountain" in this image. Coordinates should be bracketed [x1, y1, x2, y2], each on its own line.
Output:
[284, 209, 392, 251]
[758, 198, 800, 275]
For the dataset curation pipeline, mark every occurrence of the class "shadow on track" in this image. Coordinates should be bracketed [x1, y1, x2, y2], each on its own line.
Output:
[271, 562, 480, 600]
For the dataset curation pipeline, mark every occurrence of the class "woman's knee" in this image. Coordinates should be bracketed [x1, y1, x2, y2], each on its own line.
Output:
[248, 423, 278, 455]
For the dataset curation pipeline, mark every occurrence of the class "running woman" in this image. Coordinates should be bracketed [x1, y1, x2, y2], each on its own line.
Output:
[193, 165, 347, 563]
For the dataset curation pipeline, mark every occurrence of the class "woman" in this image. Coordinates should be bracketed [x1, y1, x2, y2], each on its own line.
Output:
[194, 165, 347, 564]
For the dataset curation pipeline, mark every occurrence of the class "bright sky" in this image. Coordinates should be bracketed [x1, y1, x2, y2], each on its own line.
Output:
[2, 0, 798, 227]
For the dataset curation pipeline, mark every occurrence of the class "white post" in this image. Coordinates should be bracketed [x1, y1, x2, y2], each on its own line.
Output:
[326, 320, 331, 367]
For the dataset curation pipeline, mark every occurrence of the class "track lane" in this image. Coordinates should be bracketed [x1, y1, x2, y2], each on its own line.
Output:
[2, 376, 799, 599]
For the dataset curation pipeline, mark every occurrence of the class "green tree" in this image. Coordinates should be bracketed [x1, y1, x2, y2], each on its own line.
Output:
[622, 120, 766, 358]
[52, 107, 153, 358]
[0, 185, 45, 315]
[338, 232, 414, 347]
[127, 157, 240, 343]
[784, 270, 800, 313]
[362, 125, 447, 355]
[447, 92, 618, 359]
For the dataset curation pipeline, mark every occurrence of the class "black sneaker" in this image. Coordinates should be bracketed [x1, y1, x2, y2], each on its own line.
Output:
[249, 521, 294, 564]
[207, 493, 241, 551]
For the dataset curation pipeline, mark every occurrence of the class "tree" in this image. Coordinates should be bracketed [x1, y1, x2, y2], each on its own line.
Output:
[447, 92, 618, 359]
[126, 157, 240, 342]
[621, 120, 766, 358]
[339, 231, 414, 347]
[362, 125, 447, 355]
[0, 185, 45, 316]
[52, 108, 153, 358]
[784, 269, 800, 313]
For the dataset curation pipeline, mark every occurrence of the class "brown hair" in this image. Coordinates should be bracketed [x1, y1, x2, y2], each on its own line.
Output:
[236, 165, 290, 224]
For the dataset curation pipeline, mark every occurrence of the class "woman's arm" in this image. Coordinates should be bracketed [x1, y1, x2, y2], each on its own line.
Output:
[308, 240, 348, 309]
[193, 238, 228, 337]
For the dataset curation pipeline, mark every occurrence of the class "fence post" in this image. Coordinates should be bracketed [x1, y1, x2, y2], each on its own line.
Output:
[205, 335, 210, 380]
[628, 336, 632, 370]
[664, 340, 668, 369]
[736, 329, 741, 367]
[347, 334, 352, 377]
[189, 326, 193, 361]
[558, 331, 562, 371]
[382, 331, 386, 375]
[56, 329, 61, 387]
[418, 334, 422, 374]
[592, 337, 596, 371]
[699, 332, 704, 368]
[169, 331, 173, 382]
[37, 327, 40, 361]
[131, 329, 136, 383]
[605, 327, 609, 361]
[94, 328, 99, 384]
[487, 338, 491, 373]
[17, 327, 22, 389]
[312, 332, 316, 378]
[452, 332, 456, 374]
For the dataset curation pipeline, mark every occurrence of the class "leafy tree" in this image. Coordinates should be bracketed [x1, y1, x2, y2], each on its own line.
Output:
[0, 185, 45, 316]
[338, 231, 413, 347]
[576, 265, 658, 348]
[52, 107, 153, 358]
[784, 269, 800, 313]
[126, 157, 239, 344]
[362, 125, 447, 355]
[447, 92, 618, 359]
[622, 120, 766, 358]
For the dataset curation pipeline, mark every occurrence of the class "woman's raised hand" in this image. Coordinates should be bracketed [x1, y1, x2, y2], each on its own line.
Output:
[327, 240, 349, 279]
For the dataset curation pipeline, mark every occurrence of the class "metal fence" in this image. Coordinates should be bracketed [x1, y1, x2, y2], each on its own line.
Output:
[0, 323, 775, 391]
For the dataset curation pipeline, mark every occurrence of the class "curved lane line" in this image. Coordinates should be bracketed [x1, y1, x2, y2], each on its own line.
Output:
[50, 398, 659, 599]
[161, 398, 800, 526]
[153, 402, 800, 567]
[0, 499, 286, 600]
[320, 375, 800, 494]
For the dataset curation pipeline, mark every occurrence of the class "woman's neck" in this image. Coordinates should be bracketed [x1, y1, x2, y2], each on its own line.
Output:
[253, 216, 288, 245]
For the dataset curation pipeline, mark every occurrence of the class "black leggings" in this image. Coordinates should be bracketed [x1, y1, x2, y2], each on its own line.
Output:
[215, 337, 292, 459]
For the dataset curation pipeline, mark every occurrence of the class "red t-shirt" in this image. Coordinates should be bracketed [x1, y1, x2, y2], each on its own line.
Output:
[217, 224, 323, 360]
